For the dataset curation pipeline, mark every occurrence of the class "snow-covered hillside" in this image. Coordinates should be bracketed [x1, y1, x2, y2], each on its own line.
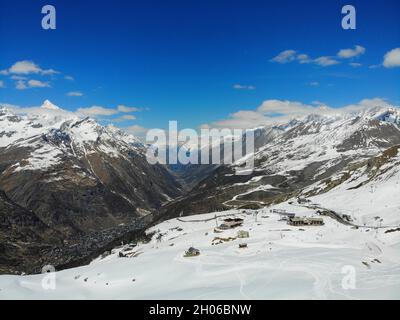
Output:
[1, 102, 399, 298]
[0, 204, 399, 300]
[2, 149, 400, 302]
[304, 145, 400, 227]
[165, 105, 400, 217]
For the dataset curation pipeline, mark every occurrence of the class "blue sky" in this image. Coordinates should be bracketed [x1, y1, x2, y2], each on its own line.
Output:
[0, 0, 399, 133]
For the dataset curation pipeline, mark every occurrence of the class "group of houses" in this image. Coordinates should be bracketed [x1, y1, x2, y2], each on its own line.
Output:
[183, 203, 327, 257]
[185, 217, 250, 257]
[287, 217, 324, 226]
[270, 208, 324, 226]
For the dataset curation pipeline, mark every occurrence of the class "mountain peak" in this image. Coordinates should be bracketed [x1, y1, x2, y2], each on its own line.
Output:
[375, 107, 400, 125]
[41, 100, 61, 110]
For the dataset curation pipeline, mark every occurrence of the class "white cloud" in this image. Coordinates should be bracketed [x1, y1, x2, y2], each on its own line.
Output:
[15, 79, 50, 90]
[117, 105, 141, 113]
[10, 61, 41, 74]
[41, 69, 58, 75]
[27, 80, 50, 88]
[349, 62, 362, 67]
[2, 60, 59, 75]
[125, 124, 148, 139]
[67, 91, 83, 97]
[203, 100, 319, 129]
[340, 98, 390, 112]
[271, 45, 367, 68]
[308, 81, 319, 86]
[0, 102, 21, 109]
[311, 100, 325, 106]
[297, 54, 311, 64]
[337, 45, 366, 59]
[1, 101, 147, 140]
[271, 50, 339, 67]
[369, 64, 380, 69]
[10, 75, 27, 80]
[113, 114, 137, 122]
[1, 102, 90, 127]
[121, 114, 136, 120]
[314, 56, 340, 66]
[15, 80, 28, 90]
[76, 106, 119, 117]
[383, 48, 400, 68]
[64, 75, 74, 81]
[207, 110, 268, 129]
[270, 50, 297, 64]
[0, 80, 4, 88]
[3, 101, 122, 121]
[257, 99, 318, 116]
[203, 98, 392, 129]
[233, 84, 256, 90]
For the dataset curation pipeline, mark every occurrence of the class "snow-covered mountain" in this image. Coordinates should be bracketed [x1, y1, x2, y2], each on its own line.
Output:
[1, 101, 400, 278]
[0, 101, 182, 273]
[164, 106, 400, 218]
[0, 100, 141, 149]
[1, 103, 400, 298]
[2, 187, 399, 299]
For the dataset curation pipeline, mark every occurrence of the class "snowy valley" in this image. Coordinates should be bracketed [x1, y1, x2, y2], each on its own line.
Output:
[0, 101, 400, 299]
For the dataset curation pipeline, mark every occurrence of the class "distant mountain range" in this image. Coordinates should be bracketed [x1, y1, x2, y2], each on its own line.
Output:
[163, 106, 400, 218]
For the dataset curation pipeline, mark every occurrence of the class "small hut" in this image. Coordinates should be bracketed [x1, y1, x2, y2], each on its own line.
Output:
[219, 218, 244, 230]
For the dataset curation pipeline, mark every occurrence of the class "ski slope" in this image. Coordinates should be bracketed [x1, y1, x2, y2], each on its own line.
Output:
[1, 206, 399, 300]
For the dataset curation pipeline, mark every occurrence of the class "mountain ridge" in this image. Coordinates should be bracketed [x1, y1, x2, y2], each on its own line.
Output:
[1, 100, 400, 274]
[0, 101, 182, 273]
[163, 104, 400, 217]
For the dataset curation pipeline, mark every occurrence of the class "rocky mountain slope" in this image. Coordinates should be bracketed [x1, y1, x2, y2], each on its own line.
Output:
[0, 101, 182, 273]
[0, 190, 62, 274]
[1, 101, 400, 275]
[164, 106, 400, 217]
[2, 138, 399, 297]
